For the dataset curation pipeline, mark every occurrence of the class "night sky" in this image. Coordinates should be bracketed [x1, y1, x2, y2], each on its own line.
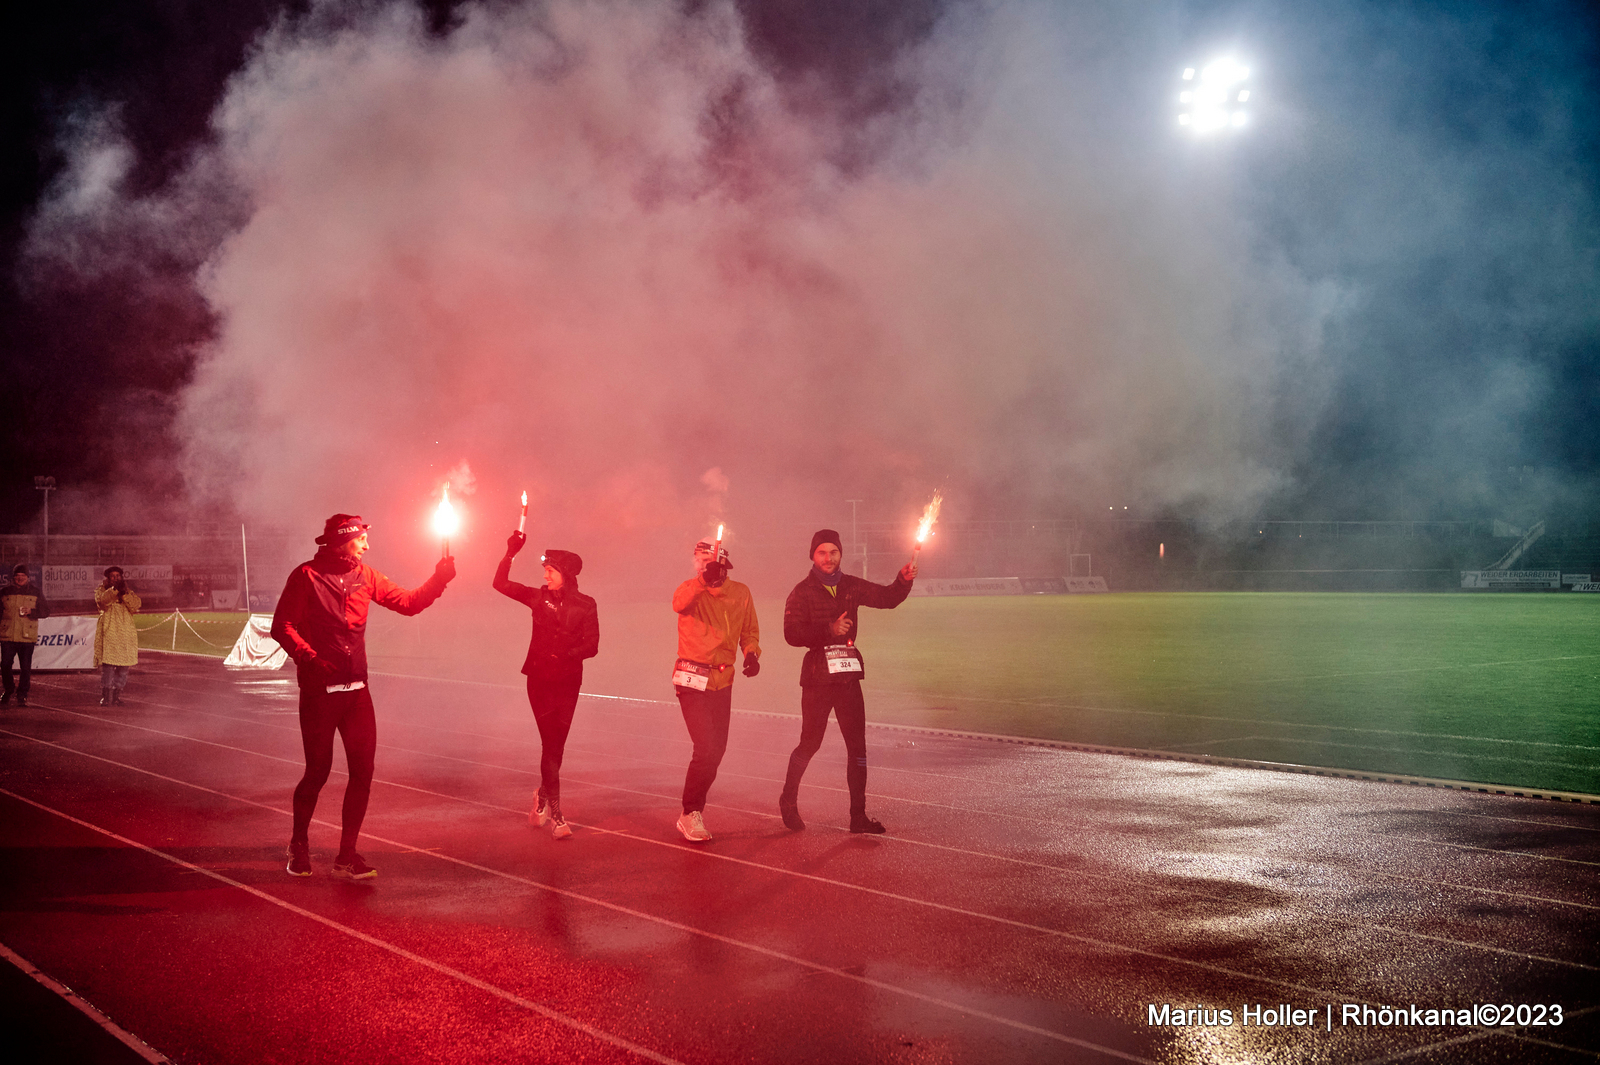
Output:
[2, 0, 1596, 546]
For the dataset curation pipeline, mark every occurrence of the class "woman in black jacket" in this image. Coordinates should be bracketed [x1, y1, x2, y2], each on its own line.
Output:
[494, 533, 599, 839]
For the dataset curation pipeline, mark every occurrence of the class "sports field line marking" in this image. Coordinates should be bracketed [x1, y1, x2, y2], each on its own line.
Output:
[0, 940, 172, 1064]
[39, 674, 1600, 915]
[0, 730, 1155, 1063]
[0, 786, 685, 1065]
[9, 714, 1597, 983]
[1365, 831, 1600, 869]
[98, 695, 1600, 916]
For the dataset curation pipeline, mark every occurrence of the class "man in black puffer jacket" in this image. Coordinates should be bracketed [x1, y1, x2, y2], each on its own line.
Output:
[494, 532, 599, 839]
[780, 529, 915, 834]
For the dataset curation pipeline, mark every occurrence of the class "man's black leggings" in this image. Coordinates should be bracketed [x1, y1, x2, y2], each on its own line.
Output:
[527, 674, 582, 801]
[781, 680, 868, 816]
[1, 641, 35, 697]
[291, 685, 376, 856]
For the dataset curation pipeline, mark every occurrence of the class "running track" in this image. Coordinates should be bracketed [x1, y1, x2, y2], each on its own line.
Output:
[1, 653, 1596, 1063]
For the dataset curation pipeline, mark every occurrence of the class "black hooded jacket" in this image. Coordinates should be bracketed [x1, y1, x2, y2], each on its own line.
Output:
[783, 570, 912, 687]
[493, 555, 599, 682]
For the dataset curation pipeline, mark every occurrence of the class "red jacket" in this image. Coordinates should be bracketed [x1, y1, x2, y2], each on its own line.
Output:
[271, 549, 449, 689]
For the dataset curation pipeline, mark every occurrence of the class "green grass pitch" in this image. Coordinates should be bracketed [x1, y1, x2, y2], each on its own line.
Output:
[137, 593, 1600, 795]
[856, 592, 1600, 795]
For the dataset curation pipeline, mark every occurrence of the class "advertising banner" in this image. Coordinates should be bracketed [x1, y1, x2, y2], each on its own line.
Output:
[32, 616, 98, 670]
[909, 577, 1024, 597]
[45, 564, 172, 602]
[1571, 582, 1600, 593]
[1460, 570, 1560, 590]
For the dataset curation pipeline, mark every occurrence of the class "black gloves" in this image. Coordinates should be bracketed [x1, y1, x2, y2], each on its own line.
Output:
[435, 556, 457, 583]
[506, 531, 526, 556]
[305, 654, 339, 679]
[742, 653, 760, 677]
[703, 561, 727, 587]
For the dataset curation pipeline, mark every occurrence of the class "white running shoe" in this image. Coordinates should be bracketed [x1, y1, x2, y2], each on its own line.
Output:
[530, 795, 550, 828]
[675, 810, 712, 842]
[548, 798, 572, 840]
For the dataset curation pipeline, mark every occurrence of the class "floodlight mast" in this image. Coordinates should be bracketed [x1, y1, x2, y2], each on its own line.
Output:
[1176, 58, 1251, 134]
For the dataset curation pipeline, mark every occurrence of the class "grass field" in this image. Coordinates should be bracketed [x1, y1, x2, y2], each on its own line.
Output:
[136, 593, 1600, 795]
[135, 610, 251, 656]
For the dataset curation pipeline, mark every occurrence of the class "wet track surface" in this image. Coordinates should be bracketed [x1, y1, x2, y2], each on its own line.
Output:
[1, 653, 1596, 1063]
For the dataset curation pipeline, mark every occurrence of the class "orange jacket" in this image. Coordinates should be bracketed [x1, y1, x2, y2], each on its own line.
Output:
[673, 577, 760, 692]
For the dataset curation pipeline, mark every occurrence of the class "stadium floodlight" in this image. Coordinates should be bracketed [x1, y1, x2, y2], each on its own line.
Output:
[1176, 57, 1252, 134]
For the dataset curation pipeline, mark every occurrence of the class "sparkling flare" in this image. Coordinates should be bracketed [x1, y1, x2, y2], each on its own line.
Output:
[433, 485, 460, 555]
[518, 490, 528, 533]
[915, 491, 944, 545]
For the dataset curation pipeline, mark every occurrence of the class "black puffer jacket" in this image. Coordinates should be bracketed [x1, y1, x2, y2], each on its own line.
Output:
[783, 570, 912, 687]
[494, 555, 599, 682]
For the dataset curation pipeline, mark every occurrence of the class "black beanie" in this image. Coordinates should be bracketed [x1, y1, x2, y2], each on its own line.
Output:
[810, 529, 842, 556]
[540, 549, 583, 580]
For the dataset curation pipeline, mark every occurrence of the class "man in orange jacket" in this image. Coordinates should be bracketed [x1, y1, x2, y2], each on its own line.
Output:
[670, 538, 760, 842]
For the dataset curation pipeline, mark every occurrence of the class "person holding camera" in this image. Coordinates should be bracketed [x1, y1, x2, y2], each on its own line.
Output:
[493, 533, 599, 840]
[93, 566, 141, 706]
[271, 514, 455, 880]
[1, 564, 50, 707]
[670, 537, 761, 842]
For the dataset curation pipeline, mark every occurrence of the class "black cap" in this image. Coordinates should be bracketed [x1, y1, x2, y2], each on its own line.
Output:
[810, 529, 842, 556]
[540, 549, 583, 579]
[12, 563, 28, 575]
[103, 566, 123, 578]
[315, 514, 370, 546]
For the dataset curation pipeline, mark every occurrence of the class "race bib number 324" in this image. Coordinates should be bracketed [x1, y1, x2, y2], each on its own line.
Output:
[824, 645, 864, 675]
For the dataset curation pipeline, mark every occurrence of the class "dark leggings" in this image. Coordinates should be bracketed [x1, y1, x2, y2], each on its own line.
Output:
[677, 684, 733, 813]
[1, 641, 34, 697]
[528, 674, 582, 801]
[781, 681, 869, 816]
[291, 686, 377, 857]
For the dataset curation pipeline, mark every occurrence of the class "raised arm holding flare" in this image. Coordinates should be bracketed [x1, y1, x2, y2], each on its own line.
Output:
[779, 529, 913, 834]
[272, 514, 455, 880]
[494, 532, 599, 840]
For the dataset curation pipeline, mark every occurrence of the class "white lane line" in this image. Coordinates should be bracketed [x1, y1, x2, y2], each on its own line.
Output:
[0, 786, 685, 1065]
[0, 735, 1154, 1063]
[54, 697, 1600, 919]
[0, 941, 172, 1063]
[29, 681, 1600, 922]
[6, 719, 1596, 992]
[1365, 831, 1600, 869]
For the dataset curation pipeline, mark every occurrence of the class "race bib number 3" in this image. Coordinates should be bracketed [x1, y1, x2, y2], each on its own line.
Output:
[824, 645, 864, 675]
[672, 659, 712, 691]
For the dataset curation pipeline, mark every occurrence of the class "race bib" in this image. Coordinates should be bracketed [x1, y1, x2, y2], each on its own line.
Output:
[824, 645, 864, 675]
[672, 658, 712, 691]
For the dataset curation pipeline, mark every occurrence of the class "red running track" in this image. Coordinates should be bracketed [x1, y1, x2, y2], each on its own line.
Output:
[1, 653, 1596, 1064]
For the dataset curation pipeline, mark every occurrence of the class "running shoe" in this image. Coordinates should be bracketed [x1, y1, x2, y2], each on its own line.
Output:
[15, 695, 25, 708]
[0, 692, 10, 706]
[285, 841, 312, 877]
[676, 811, 712, 842]
[530, 794, 550, 828]
[779, 799, 805, 832]
[332, 853, 378, 880]
[849, 813, 887, 835]
[548, 799, 573, 840]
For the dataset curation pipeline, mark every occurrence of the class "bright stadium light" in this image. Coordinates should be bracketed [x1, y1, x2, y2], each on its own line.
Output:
[1176, 57, 1253, 135]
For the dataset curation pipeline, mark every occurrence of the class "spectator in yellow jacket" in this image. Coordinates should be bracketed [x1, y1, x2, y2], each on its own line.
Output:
[670, 538, 760, 842]
[94, 567, 141, 706]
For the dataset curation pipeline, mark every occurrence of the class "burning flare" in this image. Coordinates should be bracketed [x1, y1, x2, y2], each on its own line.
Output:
[915, 491, 943, 545]
[433, 485, 459, 556]
[518, 490, 528, 533]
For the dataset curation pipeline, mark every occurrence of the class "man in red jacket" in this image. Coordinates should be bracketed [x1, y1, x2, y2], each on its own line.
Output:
[271, 514, 455, 880]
